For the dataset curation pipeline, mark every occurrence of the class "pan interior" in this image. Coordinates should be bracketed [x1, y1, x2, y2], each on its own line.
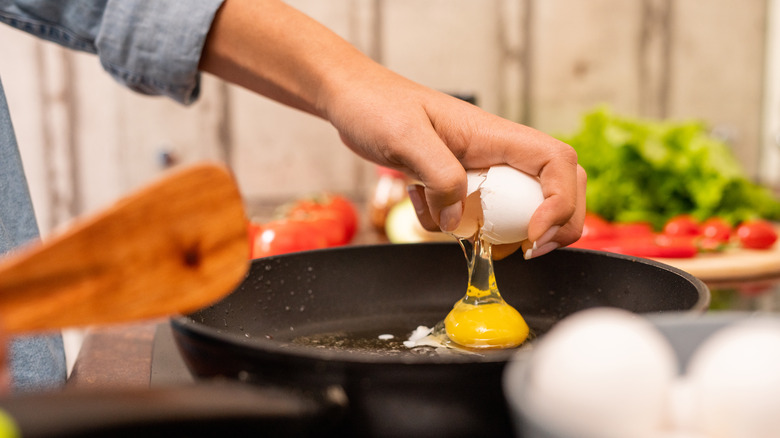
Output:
[180, 244, 709, 363]
[284, 312, 551, 357]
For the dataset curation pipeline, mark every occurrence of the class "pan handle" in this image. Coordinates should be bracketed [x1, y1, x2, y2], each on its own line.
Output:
[0, 380, 346, 437]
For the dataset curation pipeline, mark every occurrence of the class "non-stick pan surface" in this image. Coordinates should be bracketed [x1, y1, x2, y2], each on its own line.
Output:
[171, 243, 709, 437]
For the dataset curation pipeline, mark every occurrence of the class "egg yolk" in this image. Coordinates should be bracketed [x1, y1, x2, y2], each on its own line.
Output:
[445, 299, 529, 349]
[444, 236, 530, 349]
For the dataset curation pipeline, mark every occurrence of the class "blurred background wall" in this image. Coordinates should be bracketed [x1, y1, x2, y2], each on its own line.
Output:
[1, 0, 778, 237]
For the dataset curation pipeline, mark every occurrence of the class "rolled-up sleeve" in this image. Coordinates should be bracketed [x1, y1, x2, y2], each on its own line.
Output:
[97, 1, 224, 104]
[0, 0, 225, 104]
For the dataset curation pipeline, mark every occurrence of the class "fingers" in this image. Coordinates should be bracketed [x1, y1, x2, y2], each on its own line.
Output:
[407, 184, 439, 232]
[391, 124, 468, 233]
[409, 163, 586, 261]
[399, 106, 585, 261]
[456, 118, 583, 259]
[522, 164, 587, 259]
[325, 76, 470, 232]
[531, 151, 582, 241]
[328, 74, 584, 258]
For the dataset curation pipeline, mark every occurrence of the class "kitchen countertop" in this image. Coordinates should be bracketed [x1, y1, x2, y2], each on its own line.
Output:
[67, 322, 159, 389]
[65, 227, 780, 391]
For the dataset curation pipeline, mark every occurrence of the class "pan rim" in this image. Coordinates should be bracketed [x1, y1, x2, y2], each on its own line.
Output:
[563, 247, 711, 311]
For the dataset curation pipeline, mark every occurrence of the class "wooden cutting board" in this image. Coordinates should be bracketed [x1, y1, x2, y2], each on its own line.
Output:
[652, 226, 780, 282]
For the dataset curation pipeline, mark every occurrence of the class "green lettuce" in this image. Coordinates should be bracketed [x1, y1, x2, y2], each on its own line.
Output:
[559, 108, 780, 229]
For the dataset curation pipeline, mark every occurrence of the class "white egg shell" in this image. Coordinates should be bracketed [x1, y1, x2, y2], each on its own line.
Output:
[451, 165, 544, 245]
[686, 319, 780, 438]
[521, 308, 677, 438]
[667, 377, 697, 433]
[450, 169, 487, 241]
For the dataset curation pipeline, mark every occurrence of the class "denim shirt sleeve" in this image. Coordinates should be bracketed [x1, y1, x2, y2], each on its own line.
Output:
[0, 0, 225, 104]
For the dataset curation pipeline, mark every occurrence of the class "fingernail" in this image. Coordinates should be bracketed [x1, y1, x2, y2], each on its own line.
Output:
[526, 241, 560, 259]
[439, 201, 463, 232]
[523, 241, 538, 260]
[524, 226, 561, 260]
[536, 225, 561, 248]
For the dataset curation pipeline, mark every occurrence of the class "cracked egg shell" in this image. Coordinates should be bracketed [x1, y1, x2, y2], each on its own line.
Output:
[451, 165, 544, 245]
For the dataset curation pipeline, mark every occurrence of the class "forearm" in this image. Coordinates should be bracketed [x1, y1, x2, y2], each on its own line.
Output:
[198, 0, 377, 118]
[198, 0, 585, 252]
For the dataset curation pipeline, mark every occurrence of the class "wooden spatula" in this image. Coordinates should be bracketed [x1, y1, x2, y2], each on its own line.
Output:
[0, 163, 250, 333]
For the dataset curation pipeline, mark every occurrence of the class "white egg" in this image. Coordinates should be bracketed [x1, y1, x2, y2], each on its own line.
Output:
[686, 319, 780, 438]
[451, 165, 544, 245]
[517, 308, 678, 438]
[667, 377, 697, 433]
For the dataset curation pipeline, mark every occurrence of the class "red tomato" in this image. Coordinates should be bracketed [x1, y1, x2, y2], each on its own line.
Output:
[611, 234, 698, 258]
[652, 235, 699, 257]
[613, 221, 654, 237]
[293, 211, 348, 247]
[285, 193, 359, 243]
[735, 219, 778, 249]
[574, 214, 702, 258]
[572, 234, 697, 258]
[696, 236, 727, 253]
[325, 195, 359, 241]
[663, 215, 702, 237]
[700, 217, 732, 243]
[580, 213, 616, 241]
[247, 222, 263, 258]
[251, 219, 329, 258]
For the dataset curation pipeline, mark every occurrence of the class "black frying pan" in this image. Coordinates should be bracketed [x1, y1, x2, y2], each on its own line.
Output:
[169, 243, 709, 437]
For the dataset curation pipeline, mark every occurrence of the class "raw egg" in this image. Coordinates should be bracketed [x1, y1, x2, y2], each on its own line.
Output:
[444, 300, 529, 349]
[443, 166, 543, 350]
[401, 165, 543, 352]
[443, 236, 529, 349]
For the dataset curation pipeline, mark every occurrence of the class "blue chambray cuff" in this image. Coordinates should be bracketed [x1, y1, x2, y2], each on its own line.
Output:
[97, 0, 225, 105]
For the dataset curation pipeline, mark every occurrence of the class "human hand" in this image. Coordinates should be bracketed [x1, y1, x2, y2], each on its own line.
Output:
[320, 68, 586, 260]
[200, 0, 585, 259]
